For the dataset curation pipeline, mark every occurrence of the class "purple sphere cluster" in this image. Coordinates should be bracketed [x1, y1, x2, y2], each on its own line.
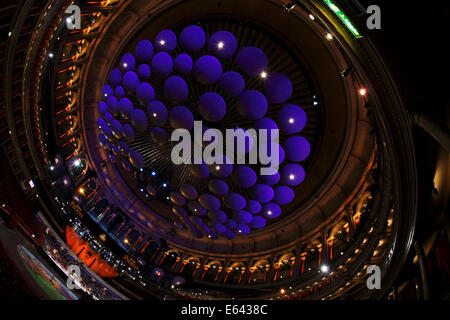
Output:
[97, 24, 311, 240]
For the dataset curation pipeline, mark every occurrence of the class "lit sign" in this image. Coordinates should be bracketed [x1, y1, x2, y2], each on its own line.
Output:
[323, 0, 362, 38]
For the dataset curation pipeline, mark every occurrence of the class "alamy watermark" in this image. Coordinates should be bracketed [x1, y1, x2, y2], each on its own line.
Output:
[171, 121, 279, 176]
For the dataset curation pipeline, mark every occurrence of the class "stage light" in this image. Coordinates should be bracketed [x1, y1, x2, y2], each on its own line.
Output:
[340, 66, 352, 78]
[283, 1, 297, 12]
[320, 264, 330, 273]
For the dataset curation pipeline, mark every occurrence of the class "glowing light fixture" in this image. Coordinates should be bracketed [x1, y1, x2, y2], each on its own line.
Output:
[359, 88, 367, 96]
[217, 41, 224, 49]
[320, 264, 330, 273]
[323, 0, 362, 38]
[326, 33, 333, 40]
[260, 71, 268, 79]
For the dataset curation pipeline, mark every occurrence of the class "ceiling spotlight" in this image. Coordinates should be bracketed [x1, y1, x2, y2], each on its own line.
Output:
[123, 63, 128, 68]
[359, 88, 367, 96]
[289, 118, 295, 124]
[151, 171, 156, 176]
[217, 41, 224, 49]
[78, 187, 85, 194]
[48, 52, 54, 58]
[160, 40, 166, 45]
[283, 1, 297, 12]
[280, 288, 286, 294]
[340, 66, 353, 78]
[50, 166, 54, 171]
[320, 264, 330, 273]
[289, 174, 295, 180]
[260, 71, 268, 79]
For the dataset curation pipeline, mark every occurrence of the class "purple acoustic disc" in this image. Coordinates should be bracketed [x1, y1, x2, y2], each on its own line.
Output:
[278, 104, 307, 134]
[284, 136, 311, 162]
[232, 166, 257, 188]
[180, 25, 206, 52]
[169, 105, 194, 130]
[252, 184, 275, 203]
[193, 55, 222, 85]
[237, 90, 268, 120]
[174, 53, 193, 74]
[263, 73, 293, 104]
[135, 39, 154, 62]
[219, 71, 245, 97]
[151, 52, 173, 77]
[236, 46, 268, 77]
[164, 76, 189, 103]
[198, 92, 227, 122]
[154, 29, 177, 53]
[280, 163, 305, 186]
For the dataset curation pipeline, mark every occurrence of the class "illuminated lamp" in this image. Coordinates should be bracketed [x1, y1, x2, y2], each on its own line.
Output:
[236, 47, 268, 77]
[236, 224, 251, 235]
[164, 76, 189, 103]
[207, 30, 238, 59]
[102, 84, 113, 100]
[359, 88, 367, 96]
[261, 202, 281, 219]
[208, 155, 233, 178]
[151, 52, 173, 77]
[193, 55, 222, 85]
[180, 25, 206, 52]
[118, 141, 129, 155]
[169, 105, 194, 130]
[188, 201, 207, 216]
[198, 92, 227, 122]
[281, 163, 305, 186]
[263, 73, 293, 104]
[219, 71, 245, 97]
[154, 29, 177, 52]
[237, 90, 268, 120]
[147, 100, 167, 126]
[119, 53, 136, 71]
[232, 165, 257, 188]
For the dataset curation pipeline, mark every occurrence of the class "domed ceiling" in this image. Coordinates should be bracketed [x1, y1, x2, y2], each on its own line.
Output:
[1, 0, 419, 300]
